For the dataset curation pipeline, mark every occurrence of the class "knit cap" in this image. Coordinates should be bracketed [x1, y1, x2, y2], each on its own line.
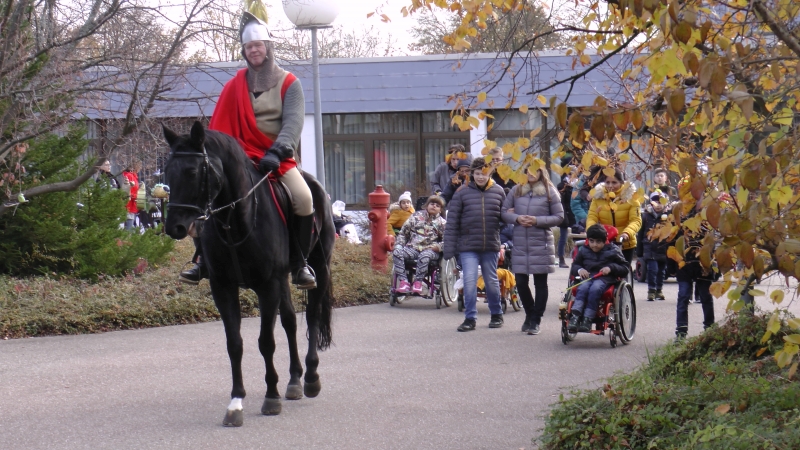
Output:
[398, 191, 412, 203]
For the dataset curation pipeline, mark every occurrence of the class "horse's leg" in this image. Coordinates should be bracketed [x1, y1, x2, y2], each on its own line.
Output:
[278, 280, 304, 400]
[255, 278, 283, 415]
[210, 280, 246, 427]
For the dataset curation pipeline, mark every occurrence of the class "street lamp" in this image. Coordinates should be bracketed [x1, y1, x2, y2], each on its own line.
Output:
[282, 0, 339, 188]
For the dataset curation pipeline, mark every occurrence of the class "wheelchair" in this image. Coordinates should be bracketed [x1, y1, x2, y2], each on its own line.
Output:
[558, 273, 636, 347]
[389, 254, 448, 309]
[454, 247, 522, 314]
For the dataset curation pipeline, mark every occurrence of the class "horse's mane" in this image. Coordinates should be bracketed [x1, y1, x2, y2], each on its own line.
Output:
[204, 130, 254, 170]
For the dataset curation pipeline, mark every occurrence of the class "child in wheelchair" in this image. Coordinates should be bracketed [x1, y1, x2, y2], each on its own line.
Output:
[392, 196, 447, 295]
[568, 224, 630, 333]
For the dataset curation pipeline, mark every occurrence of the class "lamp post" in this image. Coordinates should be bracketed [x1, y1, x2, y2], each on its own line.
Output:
[282, 0, 339, 188]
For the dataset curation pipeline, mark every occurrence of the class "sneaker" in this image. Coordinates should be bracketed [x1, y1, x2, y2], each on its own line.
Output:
[396, 280, 411, 294]
[567, 314, 580, 332]
[655, 290, 665, 301]
[488, 314, 504, 328]
[558, 257, 568, 269]
[457, 319, 476, 332]
[521, 317, 532, 333]
[527, 323, 541, 335]
[578, 316, 593, 333]
[674, 333, 687, 343]
[647, 289, 656, 301]
[411, 280, 423, 294]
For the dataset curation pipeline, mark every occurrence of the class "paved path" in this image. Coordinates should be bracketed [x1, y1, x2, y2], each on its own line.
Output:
[1, 266, 794, 449]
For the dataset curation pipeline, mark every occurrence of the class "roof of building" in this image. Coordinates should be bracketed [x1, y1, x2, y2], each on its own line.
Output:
[83, 51, 638, 119]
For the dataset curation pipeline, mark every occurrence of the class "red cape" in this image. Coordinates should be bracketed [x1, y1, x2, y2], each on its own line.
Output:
[209, 69, 297, 176]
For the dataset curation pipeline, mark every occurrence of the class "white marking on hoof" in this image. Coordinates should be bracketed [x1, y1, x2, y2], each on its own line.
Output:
[227, 397, 243, 411]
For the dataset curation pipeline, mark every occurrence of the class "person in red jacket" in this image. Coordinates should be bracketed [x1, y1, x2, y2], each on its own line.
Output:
[122, 162, 140, 231]
[179, 12, 316, 289]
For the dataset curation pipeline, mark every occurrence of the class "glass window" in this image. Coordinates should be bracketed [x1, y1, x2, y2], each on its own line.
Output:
[324, 141, 365, 205]
[323, 113, 417, 135]
[373, 139, 416, 196]
[422, 112, 460, 132]
[490, 110, 544, 131]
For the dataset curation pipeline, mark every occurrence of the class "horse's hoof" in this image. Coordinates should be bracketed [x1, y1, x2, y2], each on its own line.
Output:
[223, 409, 243, 427]
[261, 397, 282, 415]
[304, 379, 322, 398]
[285, 383, 303, 400]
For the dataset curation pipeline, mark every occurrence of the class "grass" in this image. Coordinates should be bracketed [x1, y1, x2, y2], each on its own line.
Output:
[538, 312, 800, 449]
[0, 238, 390, 339]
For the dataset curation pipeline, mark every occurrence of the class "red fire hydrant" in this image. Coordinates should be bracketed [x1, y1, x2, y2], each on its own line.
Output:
[367, 185, 395, 272]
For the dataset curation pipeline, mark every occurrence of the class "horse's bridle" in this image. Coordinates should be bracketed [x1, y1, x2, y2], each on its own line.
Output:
[165, 145, 220, 221]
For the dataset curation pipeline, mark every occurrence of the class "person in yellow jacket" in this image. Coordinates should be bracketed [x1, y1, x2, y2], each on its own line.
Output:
[586, 168, 642, 266]
[387, 191, 415, 236]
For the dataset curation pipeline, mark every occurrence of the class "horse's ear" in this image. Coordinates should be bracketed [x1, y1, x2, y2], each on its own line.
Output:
[163, 124, 179, 148]
[190, 121, 205, 148]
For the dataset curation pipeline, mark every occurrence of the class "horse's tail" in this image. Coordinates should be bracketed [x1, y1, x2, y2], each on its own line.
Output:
[312, 269, 334, 351]
[303, 171, 335, 351]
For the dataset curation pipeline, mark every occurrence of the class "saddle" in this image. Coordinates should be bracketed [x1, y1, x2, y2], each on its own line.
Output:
[266, 174, 292, 226]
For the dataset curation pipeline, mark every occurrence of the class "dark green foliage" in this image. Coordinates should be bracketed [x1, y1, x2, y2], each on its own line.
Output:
[0, 130, 173, 278]
[539, 313, 800, 449]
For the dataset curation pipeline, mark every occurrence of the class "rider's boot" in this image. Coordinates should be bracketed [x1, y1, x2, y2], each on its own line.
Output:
[290, 213, 317, 290]
[179, 238, 207, 284]
[180, 258, 207, 284]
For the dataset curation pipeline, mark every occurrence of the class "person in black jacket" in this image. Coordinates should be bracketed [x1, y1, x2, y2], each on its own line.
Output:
[637, 190, 673, 301]
[556, 158, 577, 267]
[568, 224, 629, 333]
[443, 158, 506, 332]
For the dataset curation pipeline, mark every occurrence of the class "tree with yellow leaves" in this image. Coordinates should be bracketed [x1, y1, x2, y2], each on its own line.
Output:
[404, 0, 800, 374]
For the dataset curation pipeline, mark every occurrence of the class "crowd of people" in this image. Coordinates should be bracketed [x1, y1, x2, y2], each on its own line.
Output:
[385, 145, 718, 341]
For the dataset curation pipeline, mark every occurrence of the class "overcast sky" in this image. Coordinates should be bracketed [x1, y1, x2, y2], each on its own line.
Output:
[265, 0, 428, 55]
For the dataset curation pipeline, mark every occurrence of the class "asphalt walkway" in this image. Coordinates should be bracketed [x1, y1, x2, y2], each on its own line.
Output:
[1, 266, 793, 449]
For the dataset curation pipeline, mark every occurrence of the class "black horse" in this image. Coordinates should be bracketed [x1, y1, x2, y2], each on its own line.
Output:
[162, 121, 334, 427]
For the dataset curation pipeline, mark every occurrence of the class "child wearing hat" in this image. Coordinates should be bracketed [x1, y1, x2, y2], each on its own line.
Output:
[392, 196, 447, 294]
[636, 190, 673, 301]
[387, 191, 415, 236]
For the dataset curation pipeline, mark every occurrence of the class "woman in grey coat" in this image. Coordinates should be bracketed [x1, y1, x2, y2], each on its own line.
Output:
[501, 166, 564, 335]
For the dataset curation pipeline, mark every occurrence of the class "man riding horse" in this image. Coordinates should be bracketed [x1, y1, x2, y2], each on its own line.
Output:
[180, 12, 316, 289]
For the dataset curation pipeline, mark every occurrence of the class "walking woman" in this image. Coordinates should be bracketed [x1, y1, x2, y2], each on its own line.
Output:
[501, 166, 564, 335]
[585, 168, 642, 267]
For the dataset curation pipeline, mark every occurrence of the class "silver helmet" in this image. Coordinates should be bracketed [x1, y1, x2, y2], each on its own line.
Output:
[239, 11, 272, 44]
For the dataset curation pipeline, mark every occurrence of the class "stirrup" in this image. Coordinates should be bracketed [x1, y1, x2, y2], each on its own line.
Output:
[292, 264, 317, 290]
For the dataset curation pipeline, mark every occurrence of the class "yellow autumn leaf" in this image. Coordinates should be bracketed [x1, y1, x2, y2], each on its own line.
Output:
[770, 290, 785, 304]
[714, 404, 731, 415]
[519, 104, 529, 114]
[537, 95, 547, 105]
[477, 92, 487, 103]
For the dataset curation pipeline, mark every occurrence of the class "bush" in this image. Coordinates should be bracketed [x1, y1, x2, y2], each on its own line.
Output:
[0, 131, 173, 278]
[539, 313, 800, 449]
[1, 238, 389, 338]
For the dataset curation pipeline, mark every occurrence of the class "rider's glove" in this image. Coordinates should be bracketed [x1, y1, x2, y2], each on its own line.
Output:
[269, 142, 294, 160]
[259, 152, 281, 173]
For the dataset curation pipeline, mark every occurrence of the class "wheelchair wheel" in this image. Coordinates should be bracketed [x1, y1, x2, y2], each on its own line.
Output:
[457, 292, 464, 312]
[441, 258, 460, 307]
[613, 282, 636, 344]
[509, 286, 522, 312]
[501, 297, 508, 313]
[435, 292, 442, 309]
[389, 292, 397, 307]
